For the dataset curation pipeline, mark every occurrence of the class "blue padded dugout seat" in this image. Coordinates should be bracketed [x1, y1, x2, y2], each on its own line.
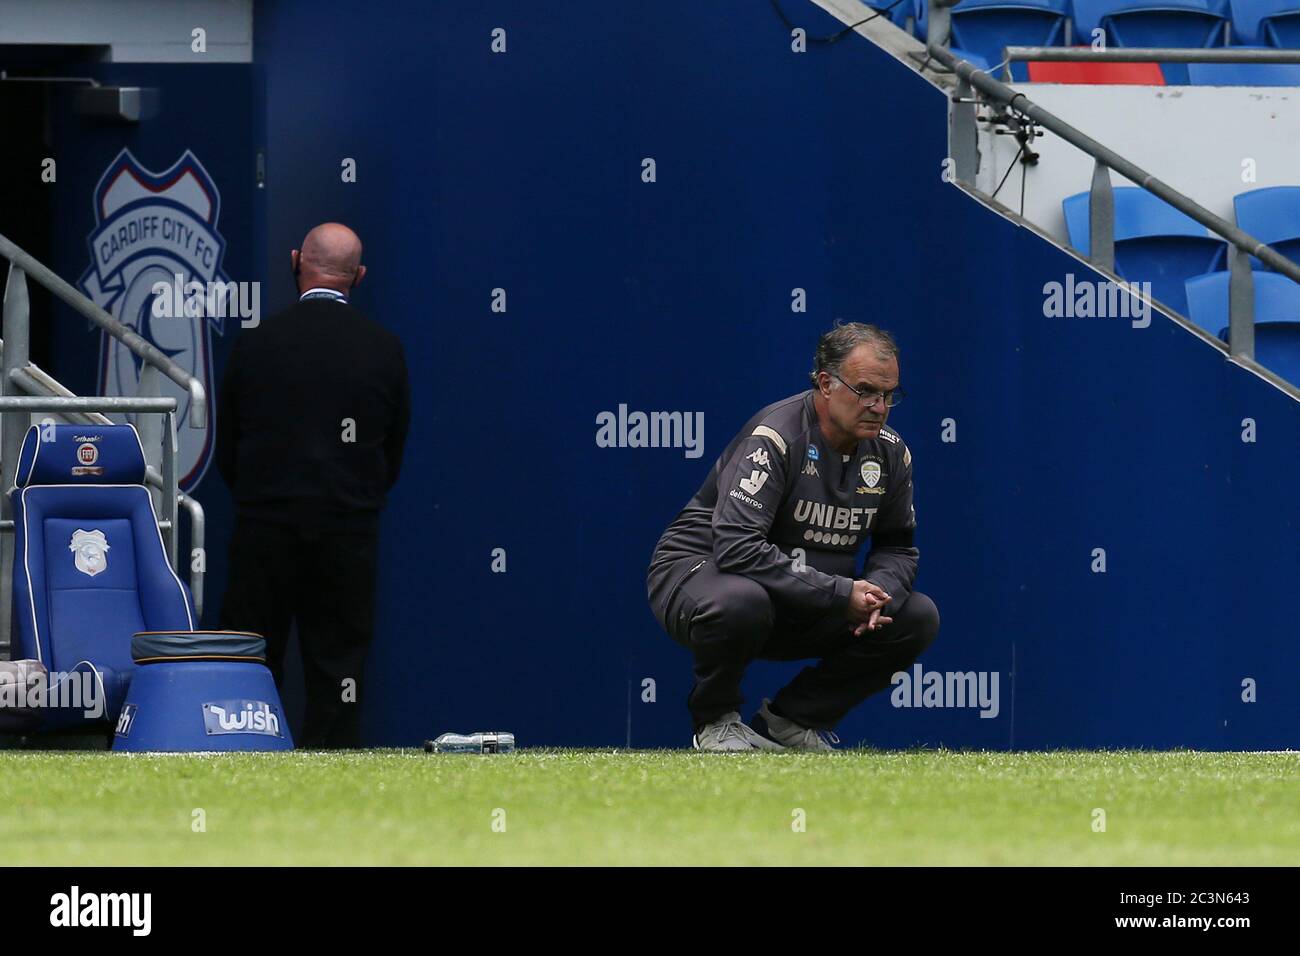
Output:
[10, 423, 194, 731]
[1234, 187, 1300, 268]
[1185, 271, 1300, 380]
[1230, 0, 1300, 45]
[1063, 187, 1228, 315]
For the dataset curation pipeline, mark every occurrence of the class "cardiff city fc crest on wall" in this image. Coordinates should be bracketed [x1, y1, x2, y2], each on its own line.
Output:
[78, 149, 228, 491]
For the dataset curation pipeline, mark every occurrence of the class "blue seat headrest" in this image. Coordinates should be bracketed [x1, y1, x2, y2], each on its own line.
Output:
[13, 424, 148, 488]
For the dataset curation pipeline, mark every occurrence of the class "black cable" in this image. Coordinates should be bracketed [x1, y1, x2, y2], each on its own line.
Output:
[990, 142, 1026, 201]
[769, 0, 912, 44]
[1019, 144, 1028, 218]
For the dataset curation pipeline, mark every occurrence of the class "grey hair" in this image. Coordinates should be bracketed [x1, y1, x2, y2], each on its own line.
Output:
[809, 322, 899, 386]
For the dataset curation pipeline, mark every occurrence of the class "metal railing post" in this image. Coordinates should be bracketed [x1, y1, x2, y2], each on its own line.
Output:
[136, 363, 164, 513]
[951, 76, 979, 186]
[1089, 159, 1115, 272]
[1, 263, 31, 658]
[1228, 245, 1256, 359]
[927, 0, 952, 48]
[180, 492, 204, 618]
[162, 410, 178, 569]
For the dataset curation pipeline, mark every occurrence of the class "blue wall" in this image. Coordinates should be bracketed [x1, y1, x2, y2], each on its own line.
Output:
[250, 0, 1300, 749]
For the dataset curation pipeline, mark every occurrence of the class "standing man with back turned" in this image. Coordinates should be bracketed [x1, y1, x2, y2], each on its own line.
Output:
[218, 222, 410, 748]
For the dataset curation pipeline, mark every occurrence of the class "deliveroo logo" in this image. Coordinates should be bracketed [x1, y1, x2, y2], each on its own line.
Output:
[78, 149, 227, 491]
[202, 700, 284, 737]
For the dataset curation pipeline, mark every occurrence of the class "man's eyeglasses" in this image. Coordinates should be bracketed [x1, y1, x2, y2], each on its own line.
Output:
[832, 373, 905, 408]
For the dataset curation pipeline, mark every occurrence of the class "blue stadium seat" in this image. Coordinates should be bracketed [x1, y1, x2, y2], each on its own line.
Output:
[912, 4, 993, 70]
[1072, 0, 1231, 46]
[1063, 187, 1228, 315]
[1230, 0, 1300, 46]
[1187, 55, 1300, 86]
[10, 423, 194, 731]
[864, 0, 917, 29]
[1234, 186, 1300, 268]
[1185, 271, 1300, 380]
[950, 47, 994, 69]
[918, 0, 1069, 73]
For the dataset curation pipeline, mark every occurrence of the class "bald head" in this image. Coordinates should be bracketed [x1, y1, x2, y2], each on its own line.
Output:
[292, 222, 365, 295]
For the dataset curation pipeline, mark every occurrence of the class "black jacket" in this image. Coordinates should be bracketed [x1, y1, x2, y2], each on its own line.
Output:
[648, 390, 918, 614]
[216, 298, 410, 530]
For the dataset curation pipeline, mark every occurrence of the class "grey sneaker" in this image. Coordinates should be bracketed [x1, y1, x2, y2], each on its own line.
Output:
[692, 711, 786, 752]
[751, 699, 840, 752]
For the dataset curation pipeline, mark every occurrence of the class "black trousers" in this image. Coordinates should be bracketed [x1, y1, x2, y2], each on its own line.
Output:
[649, 556, 939, 730]
[219, 517, 378, 748]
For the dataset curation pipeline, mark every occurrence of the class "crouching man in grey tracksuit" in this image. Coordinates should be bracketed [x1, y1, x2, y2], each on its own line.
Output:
[646, 323, 939, 751]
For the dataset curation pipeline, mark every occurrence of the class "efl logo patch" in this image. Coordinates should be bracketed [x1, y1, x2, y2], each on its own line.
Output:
[78, 149, 227, 492]
[202, 700, 284, 737]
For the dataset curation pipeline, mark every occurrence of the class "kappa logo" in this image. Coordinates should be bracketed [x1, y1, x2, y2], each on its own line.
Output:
[69, 529, 111, 577]
[802, 459, 819, 478]
[738, 469, 769, 496]
[78, 149, 227, 492]
[747, 448, 771, 469]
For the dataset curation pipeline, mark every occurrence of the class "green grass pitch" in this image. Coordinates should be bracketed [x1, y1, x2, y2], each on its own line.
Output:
[2, 749, 1297, 865]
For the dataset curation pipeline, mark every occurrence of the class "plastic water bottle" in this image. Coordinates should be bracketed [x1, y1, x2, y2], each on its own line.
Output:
[424, 731, 516, 754]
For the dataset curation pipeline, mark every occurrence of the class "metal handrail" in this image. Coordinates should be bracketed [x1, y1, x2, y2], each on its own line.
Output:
[928, 39, 1300, 373]
[1002, 46, 1300, 67]
[0, 395, 175, 413]
[0, 232, 206, 424]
